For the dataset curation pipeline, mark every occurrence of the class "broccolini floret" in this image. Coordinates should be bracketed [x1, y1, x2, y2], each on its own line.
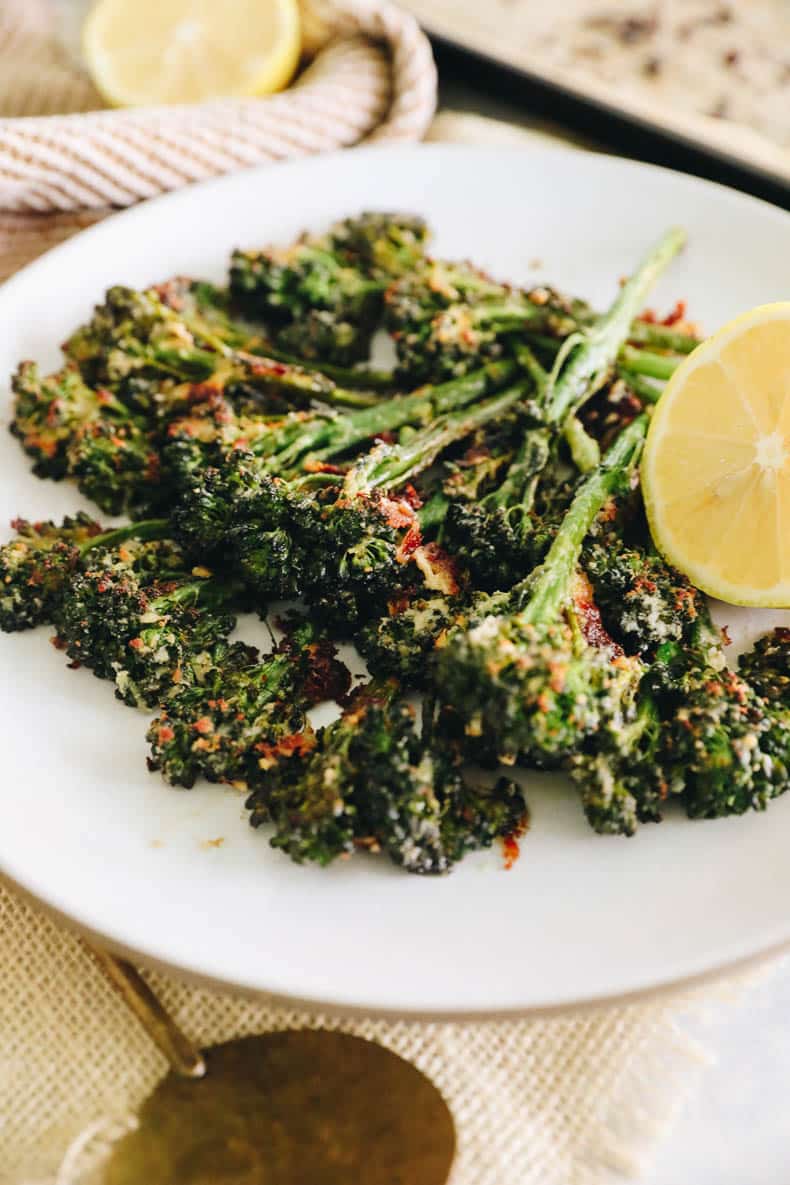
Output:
[570, 683, 667, 835]
[0, 515, 170, 632]
[436, 417, 648, 766]
[147, 617, 349, 789]
[10, 362, 159, 514]
[738, 630, 790, 705]
[584, 534, 705, 656]
[0, 513, 101, 632]
[356, 592, 463, 686]
[246, 681, 527, 873]
[673, 665, 790, 820]
[56, 548, 243, 708]
[229, 213, 428, 365]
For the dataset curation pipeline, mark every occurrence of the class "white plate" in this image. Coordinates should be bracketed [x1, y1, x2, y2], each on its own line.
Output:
[1, 144, 789, 1019]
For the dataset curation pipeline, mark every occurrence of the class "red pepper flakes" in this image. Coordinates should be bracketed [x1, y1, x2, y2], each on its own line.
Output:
[502, 834, 520, 870]
[303, 459, 344, 475]
[255, 731, 317, 762]
[638, 300, 688, 327]
[250, 360, 288, 378]
[502, 812, 529, 870]
[396, 526, 423, 559]
[379, 496, 417, 530]
[387, 592, 412, 617]
[661, 300, 687, 326]
[26, 434, 57, 458]
[674, 586, 698, 619]
[573, 573, 622, 655]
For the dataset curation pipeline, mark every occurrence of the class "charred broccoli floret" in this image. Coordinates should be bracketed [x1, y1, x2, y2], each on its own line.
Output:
[64, 285, 221, 402]
[442, 419, 554, 592]
[584, 534, 705, 656]
[384, 259, 549, 385]
[673, 664, 790, 819]
[230, 212, 428, 366]
[154, 275, 396, 393]
[356, 592, 463, 686]
[304, 383, 524, 628]
[0, 515, 170, 632]
[570, 684, 667, 835]
[147, 617, 350, 789]
[436, 417, 647, 766]
[66, 284, 380, 419]
[56, 549, 242, 708]
[246, 681, 527, 873]
[0, 513, 101, 631]
[326, 211, 429, 279]
[10, 362, 159, 514]
[229, 245, 378, 367]
[602, 617, 790, 824]
[738, 630, 790, 705]
[169, 367, 524, 612]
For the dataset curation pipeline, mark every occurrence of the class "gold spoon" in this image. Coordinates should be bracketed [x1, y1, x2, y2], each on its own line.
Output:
[86, 942, 456, 1185]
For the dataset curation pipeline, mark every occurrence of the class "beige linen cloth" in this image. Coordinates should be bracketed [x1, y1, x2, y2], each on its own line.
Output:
[0, 4, 770, 1183]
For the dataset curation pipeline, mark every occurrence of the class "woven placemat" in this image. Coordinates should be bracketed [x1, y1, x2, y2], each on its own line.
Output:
[4, 877, 736, 1185]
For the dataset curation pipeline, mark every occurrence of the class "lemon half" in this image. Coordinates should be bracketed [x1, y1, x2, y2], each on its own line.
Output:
[83, 0, 301, 108]
[642, 302, 790, 607]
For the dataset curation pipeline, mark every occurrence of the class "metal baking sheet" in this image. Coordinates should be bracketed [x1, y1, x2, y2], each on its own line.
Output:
[402, 0, 790, 203]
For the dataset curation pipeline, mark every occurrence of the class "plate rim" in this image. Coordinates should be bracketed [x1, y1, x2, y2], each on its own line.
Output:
[1, 140, 789, 1019]
[4, 866, 789, 1021]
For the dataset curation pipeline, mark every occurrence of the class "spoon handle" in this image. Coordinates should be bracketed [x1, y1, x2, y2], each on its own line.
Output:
[85, 941, 206, 1079]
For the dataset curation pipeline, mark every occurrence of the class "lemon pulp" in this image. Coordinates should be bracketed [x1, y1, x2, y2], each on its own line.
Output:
[83, 0, 301, 107]
[642, 302, 790, 607]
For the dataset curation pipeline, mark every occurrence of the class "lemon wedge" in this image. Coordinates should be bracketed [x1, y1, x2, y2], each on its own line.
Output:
[642, 302, 790, 607]
[83, 0, 301, 108]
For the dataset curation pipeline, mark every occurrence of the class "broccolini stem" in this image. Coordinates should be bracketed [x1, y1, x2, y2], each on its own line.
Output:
[618, 346, 679, 382]
[253, 345, 396, 392]
[528, 333, 686, 382]
[148, 573, 240, 615]
[482, 428, 550, 513]
[276, 359, 518, 473]
[78, 518, 171, 556]
[519, 414, 648, 625]
[619, 371, 663, 404]
[563, 416, 601, 473]
[526, 319, 699, 365]
[629, 321, 701, 354]
[512, 342, 549, 398]
[544, 228, 686, 423]
[345, 384, 528, 494]
[229, 352, 383, 411]
[417, 490, 450, 533]
[468, 302, 544, 329]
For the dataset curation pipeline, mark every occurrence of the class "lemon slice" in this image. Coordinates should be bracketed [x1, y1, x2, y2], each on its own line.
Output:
[83, 0, 301, 107]
[642, 302, 790, 607]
